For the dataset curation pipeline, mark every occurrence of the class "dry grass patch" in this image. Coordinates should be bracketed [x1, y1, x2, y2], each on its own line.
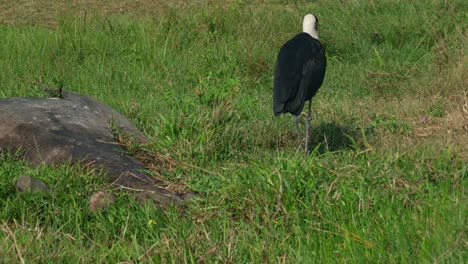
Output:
[370, 94, 467, 161]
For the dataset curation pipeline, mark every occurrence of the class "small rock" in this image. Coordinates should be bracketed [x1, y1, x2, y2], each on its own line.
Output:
[182, 192, 198, 200]
[89, 191, 116, 212]
[419, 116, 432, 124]
[16, 176, 49, 193]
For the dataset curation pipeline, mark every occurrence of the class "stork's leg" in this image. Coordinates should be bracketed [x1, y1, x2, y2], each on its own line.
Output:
[305, 100, 312, 154]
[294, 115, 301, 144]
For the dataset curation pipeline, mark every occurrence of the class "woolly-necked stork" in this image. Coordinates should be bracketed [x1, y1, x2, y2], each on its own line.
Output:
[273, 14, 327, 153]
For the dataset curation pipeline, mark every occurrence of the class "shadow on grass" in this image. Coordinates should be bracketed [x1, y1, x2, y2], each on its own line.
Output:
[309, 121, 363, 154]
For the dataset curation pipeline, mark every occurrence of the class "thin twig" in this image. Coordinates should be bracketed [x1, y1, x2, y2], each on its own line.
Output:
[120, 214, 130, 241]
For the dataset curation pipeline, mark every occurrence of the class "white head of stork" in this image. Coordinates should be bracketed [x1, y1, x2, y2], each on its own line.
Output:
[303, 14, 319, 39]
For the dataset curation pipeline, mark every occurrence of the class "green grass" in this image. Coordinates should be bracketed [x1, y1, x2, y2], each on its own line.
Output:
[1, 0, 466, 262]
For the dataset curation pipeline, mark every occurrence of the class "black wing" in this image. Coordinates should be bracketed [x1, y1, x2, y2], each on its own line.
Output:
[302, 38, 326, 102]
[273, 33, 326, 116]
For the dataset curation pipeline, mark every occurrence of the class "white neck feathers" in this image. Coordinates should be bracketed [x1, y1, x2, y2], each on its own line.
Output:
[303, 14, 318, 39]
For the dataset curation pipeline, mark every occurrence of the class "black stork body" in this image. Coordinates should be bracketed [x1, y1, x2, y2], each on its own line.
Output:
[273, 14, 327, 153]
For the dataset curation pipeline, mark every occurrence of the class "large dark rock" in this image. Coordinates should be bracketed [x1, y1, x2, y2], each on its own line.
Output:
[0, 90, 188, 206]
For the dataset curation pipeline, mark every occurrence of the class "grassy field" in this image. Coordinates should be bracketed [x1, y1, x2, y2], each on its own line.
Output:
[0, 0, 466, 262]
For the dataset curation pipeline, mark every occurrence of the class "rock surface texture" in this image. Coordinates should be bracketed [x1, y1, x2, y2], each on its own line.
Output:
[15, 175, 49, 193]
[0, 91, 188, 206]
